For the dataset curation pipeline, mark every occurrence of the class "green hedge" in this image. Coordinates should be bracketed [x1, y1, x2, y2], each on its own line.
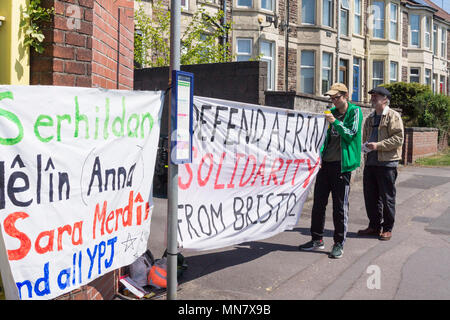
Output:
[381, 82, 432, 126]
[381, 82, 449, 142]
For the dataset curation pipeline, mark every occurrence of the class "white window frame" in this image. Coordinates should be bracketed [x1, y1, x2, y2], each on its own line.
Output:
[302, 0, 316, 25]
[354, 0, 362, 35]
[261, 0, 274, 11]
[372, 60, 384, 88]
[322, 52, 333, 95]
[372, 1, 385, 39]
[390, 61, 398, 83]
[425, 16, 431, 49]
[425, 69, 431, 86]
[389, 3, 398, 41]
[236, 38, 252, 61]
[301, 50, 315, 94]
[181, 0, 189, 10]
[341, 0, 350, 10]
[260, 40, 275, 90]
[323, 0, 333, 28]
[340, 7, 349, 36]
[410, 14, 420, 47]
[237, 0, 252, 8]
[410, 68, 420, 83]
[433, 73, 437, 93]
[440, 75, 445, 93]
[441, 27, 446, 58]
[339, 59, 349, 87]
[433, 24, 438, 55]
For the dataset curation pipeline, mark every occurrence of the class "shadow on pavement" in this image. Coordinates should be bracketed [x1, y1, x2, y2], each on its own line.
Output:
[179, 227, 379, 285]
[180, 241, 299, 284]
[289, 227, 377, 240]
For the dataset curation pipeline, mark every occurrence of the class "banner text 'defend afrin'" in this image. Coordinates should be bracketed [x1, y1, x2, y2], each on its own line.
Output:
[177, 97, 327, 250]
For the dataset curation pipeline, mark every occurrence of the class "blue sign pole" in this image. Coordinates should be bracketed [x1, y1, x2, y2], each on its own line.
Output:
[171, 70, 194, 165]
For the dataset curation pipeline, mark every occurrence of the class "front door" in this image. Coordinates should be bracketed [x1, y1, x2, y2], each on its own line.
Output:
[352, 65, 360, 102]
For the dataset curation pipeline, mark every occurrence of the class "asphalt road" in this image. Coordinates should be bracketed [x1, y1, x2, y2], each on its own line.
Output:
[146, 165, 450, 300]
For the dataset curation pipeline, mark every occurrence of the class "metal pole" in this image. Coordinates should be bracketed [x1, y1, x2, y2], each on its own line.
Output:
[167, 0, 180, 300]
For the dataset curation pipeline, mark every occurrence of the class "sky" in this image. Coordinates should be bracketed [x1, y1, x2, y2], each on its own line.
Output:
[429, 0, 450, 13]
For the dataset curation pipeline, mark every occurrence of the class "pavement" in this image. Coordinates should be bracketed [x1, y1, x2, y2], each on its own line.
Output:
[146, 165, 450, 300]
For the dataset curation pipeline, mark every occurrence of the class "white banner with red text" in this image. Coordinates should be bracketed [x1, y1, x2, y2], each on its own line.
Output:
[177, 97, 327, 251]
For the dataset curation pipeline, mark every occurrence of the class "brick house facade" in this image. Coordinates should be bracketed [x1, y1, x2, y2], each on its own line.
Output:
[159, 0, 450, 102]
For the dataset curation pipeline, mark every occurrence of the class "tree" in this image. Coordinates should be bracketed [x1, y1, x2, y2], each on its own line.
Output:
[134, 0, 233, 68]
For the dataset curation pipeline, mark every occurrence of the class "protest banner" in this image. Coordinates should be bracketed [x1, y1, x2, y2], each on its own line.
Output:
[0, 85, 163, 300]
[177, 97, 327, 251]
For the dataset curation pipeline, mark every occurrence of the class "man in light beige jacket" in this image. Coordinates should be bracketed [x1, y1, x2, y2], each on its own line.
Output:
[358, 86, 404, 241]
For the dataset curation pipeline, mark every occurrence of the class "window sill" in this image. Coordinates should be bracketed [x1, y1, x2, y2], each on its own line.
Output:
[369, 38, 403, 46]
[352, 33, 364, 40]
[197, 1, 220, 9]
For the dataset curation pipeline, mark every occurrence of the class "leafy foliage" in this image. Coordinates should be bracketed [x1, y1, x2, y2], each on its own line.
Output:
[20, 0, 54, 54]
[382, 82, 432, 126]
[382, 82, 449, 141]
[414, 92, 450, 139]
[134, 0, 233, 68]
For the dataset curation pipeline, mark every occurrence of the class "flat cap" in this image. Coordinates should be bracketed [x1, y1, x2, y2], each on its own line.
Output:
[368, 86, 391, 100]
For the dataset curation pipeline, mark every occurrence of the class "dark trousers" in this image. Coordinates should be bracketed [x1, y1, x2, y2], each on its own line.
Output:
[311, 161, 351, 245]
[363, 166, 398, 232]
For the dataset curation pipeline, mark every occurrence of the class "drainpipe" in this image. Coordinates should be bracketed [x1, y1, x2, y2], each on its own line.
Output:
[222, 0, 227, 60]
[336, 0, 341, 82]
[432, 42, 435, 93]
[364, 4, 370, 104]
[285, 0, 290, 91]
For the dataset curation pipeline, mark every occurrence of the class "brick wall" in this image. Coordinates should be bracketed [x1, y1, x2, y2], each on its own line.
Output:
[31, 0, 94, 86]
[401, 66, 408, 82]
[277, 47, 285, 90]
[447, 27, 450, 62]
[29, 0, 134, 300]
[402, 127, 439, 164]
[92, 0, 134, 89]
[54, 271, 118, 300]
[278, 0, 298, 37]
[402, 11, 408, 48]
[287, 47, 297, 91]
[30, 0, 134, 90]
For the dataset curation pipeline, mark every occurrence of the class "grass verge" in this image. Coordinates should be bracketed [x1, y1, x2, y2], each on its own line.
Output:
[415, 148, 450, 166]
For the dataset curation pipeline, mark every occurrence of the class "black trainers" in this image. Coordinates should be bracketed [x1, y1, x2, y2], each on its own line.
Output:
[328, 243, 344, 259]
[298, 239, 325, 251]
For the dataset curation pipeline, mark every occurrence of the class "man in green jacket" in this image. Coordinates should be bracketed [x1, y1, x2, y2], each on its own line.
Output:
[299, 83, 363, 259]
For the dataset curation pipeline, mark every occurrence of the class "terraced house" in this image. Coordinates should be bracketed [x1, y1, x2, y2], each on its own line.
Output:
[138, 0, 449, 103]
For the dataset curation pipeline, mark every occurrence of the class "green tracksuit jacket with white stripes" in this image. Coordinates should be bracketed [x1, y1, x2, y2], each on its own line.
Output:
[320, 102, 363, 173]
